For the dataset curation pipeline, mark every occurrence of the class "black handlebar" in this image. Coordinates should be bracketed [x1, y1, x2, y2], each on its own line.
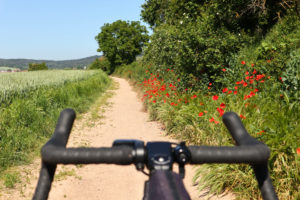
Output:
[32, 109, 278, 200]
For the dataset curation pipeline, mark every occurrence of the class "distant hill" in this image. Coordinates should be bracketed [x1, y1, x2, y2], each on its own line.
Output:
[0, 55, 101, 70]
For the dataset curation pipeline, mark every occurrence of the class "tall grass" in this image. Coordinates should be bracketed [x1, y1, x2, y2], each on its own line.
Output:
[0, 70, 111, 174]
[0, 70, 99, 105]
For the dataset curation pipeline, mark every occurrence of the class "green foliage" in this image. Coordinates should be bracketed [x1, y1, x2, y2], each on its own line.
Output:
[143, 19, 244, 90]
[28, 62, 48, 71]
[95, 20, 149, 73]
[3, 172, 21, 188]
[115, 60, 300, 199]
[88, 57, 110, 72]
[0, 71, 111, 174]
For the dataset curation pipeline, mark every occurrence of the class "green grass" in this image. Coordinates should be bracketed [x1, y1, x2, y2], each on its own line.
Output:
[0, 70, 111, 175]
[0, 70, 99, 105]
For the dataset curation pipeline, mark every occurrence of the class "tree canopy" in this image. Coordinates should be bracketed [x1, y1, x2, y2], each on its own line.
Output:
[28, 62, 48, 71]
[95, 20, 149, 73]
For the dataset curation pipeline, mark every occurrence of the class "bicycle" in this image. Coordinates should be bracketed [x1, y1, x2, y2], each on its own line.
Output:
[33, 109, 278, 200]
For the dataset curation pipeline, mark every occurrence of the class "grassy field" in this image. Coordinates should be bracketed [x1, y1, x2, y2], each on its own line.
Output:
[0, 70, 99, 105]
[0, 70, 111, 175]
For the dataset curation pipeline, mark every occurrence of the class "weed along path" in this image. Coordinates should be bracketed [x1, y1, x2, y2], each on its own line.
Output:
[0, 77, 234, 200]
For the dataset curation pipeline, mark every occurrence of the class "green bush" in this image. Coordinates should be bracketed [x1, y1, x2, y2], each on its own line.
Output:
[28, 62, 48, 71]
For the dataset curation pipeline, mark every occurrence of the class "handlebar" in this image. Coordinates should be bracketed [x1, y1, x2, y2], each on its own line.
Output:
[33, 109, 278, 200]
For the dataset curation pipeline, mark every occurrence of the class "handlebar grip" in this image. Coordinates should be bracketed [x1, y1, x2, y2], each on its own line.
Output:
[222, 112, 261, 145]
[50, 108, 76, 147]
[33, 109, 75, 200]
[41, 146, 134, 165]
[188, 146, 269, 164]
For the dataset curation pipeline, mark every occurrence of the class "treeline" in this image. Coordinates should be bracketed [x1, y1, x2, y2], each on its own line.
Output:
[0, 55, 100, 70]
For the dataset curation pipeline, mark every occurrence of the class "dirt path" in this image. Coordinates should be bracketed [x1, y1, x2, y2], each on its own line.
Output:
[0, 77, 234, 200]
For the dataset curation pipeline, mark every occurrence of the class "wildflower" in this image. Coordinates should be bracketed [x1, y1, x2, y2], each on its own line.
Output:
[253, 69, 257, 74]
[220, 103, 226, 109]
[257, 130, 265, 135]
[241, 61, 246, 65]
[212, 95, 219, 101]
[217, 107, 224, 116]
[214, 120, 219, 124]
[209, 117, 215, 123]
[260, 80, 265, 83]
[191, 94, 197, 99]
[200, 102, 204, 106]
[234, 91, 238, 95]
[177, 78, 180, 82]
[222, 88, 228, 93]
[209, 83, 212, 86]
[204, 110, 208, 113]
[228, 90, 232, 94]
[245, 71, 249, 75]
[153, 100, 156, 103]
[222, 68, 226, 72]
[198, 112, 204, 117]
[166, 93, 170, 97]
[267, 59, 271, 63]
[234, 86, 238, 90]
[251, 63, 255, 67]
[240, 114, 246, 119]
[208, 87, 211, 90]
[245, 76, 250, 80]
[243, 82, 248, 87]
[297, 148, 300, 155]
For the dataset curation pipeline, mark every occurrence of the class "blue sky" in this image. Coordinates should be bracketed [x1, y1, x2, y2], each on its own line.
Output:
[0, 0, 149, 60]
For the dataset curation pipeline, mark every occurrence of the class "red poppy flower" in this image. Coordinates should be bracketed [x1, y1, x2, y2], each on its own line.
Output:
[204, 110, 208, 113]
[200, 102, 204, 106]
[228, 90, 232, 94]
[234, 91, 238, 95]
[257, 130, 265, 135]
[214, 120, 219, 124]
[217, 107, 225, 116]
[234, 86, 238, 90]
[153, 100, 156, 103]
[253, 69, 257, 74]
[191, 94, 197, 99]
[209, 83, 212, 86]
[198, 112, 204, 117]
[243, 82, 248, 87]
[240, 114, 246, 119]
[222, 88, 228, 93]
[212, 95, 219, 100]
[220, 103, 226, 108]
[209, 117, 215, 123]
[251, 63, 255, 67]
[241, 61, 246, 65]
[245, 71, 249, 75]
[222, 68, 226, 72]
[297, 148, 300, 155]
[208, 87, 211, 90]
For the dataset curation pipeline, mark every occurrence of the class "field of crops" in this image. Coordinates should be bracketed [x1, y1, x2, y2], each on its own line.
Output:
[0, 70, 99, 105]
[0, 69, 111, 175]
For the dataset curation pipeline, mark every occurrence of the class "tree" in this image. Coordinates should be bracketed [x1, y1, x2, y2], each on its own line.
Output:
[88, 56, 110, 72]
[95, 20, 149, 73]
[28, 62, 48, 71]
